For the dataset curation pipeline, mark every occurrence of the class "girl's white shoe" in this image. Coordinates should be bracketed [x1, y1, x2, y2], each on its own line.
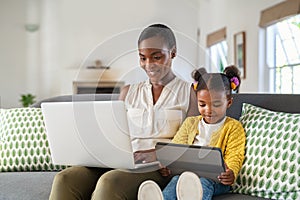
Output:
[138, 180, 164, 200]
[176, 171, 203, 200]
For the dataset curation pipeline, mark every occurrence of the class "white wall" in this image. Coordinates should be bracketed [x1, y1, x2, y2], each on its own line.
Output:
[197, 0, 284, 92]
[0, 0, 199, 108]
[40, 0, 200, 98]
[0, 0, 284, 108]
[0, 0, 28, 108]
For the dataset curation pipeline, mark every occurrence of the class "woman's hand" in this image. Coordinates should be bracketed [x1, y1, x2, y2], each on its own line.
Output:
[218, 163, 235, 185]
[134, 149, 157, 164]
[158, 166, 171, 177]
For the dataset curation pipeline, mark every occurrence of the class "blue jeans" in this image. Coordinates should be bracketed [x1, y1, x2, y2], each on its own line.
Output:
[162, 175, 231, 200]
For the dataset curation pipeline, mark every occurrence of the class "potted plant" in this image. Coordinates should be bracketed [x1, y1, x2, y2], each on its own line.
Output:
[20, 93, 36, 107]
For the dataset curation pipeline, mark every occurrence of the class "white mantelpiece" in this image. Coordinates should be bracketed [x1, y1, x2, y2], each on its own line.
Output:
[73, 80, 124, 94]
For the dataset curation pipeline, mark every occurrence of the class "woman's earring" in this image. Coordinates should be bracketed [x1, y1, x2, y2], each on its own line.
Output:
[171, 52, 176, 59]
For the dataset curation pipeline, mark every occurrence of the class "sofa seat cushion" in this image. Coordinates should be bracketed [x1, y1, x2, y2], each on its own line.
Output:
[0, 171, 57, 200]
[0, 107, 66, 172]
[232, 103, 300, 200]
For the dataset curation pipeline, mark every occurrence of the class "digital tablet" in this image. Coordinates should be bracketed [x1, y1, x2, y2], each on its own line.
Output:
[155, 142, 225, 182]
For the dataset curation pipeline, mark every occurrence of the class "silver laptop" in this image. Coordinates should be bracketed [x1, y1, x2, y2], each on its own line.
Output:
[41, 101, 159, 171]
[155, 142, 225, 182]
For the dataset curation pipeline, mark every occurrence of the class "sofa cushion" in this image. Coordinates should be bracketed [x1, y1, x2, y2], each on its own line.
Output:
[0, 171, 57, 200]
[232, 103, 299, 200]
[0, 107, 66, 172]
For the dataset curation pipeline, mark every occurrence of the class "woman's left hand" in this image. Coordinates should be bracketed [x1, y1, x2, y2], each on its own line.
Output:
[158, 166, 171, 177]
[218, 163, 235, 185]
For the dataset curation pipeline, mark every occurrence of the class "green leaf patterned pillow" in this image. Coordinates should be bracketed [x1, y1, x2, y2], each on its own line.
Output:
[0, 108, 67, 172]
[232, 103, 300, 200]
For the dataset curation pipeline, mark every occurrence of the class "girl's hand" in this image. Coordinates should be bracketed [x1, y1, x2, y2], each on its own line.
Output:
[218, 163, 235, 185]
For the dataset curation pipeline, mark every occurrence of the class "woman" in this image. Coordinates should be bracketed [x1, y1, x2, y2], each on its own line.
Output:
[49, 24, 198, 200]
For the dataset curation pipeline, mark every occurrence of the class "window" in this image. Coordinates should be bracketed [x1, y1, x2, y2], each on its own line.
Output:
[206, 27, 228, 72]
[266, 14, 300, 93]
[208, 41, 228, 72]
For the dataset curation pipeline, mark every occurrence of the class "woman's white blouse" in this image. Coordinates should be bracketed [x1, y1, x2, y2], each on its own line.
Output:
[125, 77, 191, 152]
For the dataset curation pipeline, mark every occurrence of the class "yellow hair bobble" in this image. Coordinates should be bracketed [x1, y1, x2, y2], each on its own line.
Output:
[193, 81, 198, 91]
[231, 82, 237, 90]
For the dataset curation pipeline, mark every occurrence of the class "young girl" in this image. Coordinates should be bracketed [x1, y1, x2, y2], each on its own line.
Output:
[138, 65, 246, 200]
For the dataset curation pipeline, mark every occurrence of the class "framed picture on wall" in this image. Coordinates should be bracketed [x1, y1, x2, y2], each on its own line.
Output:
[234, 31, 246, 79]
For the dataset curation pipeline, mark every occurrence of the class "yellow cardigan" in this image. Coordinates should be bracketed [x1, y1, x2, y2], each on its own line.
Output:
[172, 116, 246, 180]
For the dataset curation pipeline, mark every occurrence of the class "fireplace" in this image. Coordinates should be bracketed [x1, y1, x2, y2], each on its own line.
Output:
[73, 81, 125, 94]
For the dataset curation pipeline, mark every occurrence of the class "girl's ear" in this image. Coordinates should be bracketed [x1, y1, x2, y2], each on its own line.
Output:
[227, 97, 233, 108]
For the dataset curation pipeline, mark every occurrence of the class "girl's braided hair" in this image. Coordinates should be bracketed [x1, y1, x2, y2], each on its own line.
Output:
[192, 65, 241, 98]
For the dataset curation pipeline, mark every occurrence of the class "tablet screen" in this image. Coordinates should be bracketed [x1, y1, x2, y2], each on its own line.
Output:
[155, 142, 225, 182]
